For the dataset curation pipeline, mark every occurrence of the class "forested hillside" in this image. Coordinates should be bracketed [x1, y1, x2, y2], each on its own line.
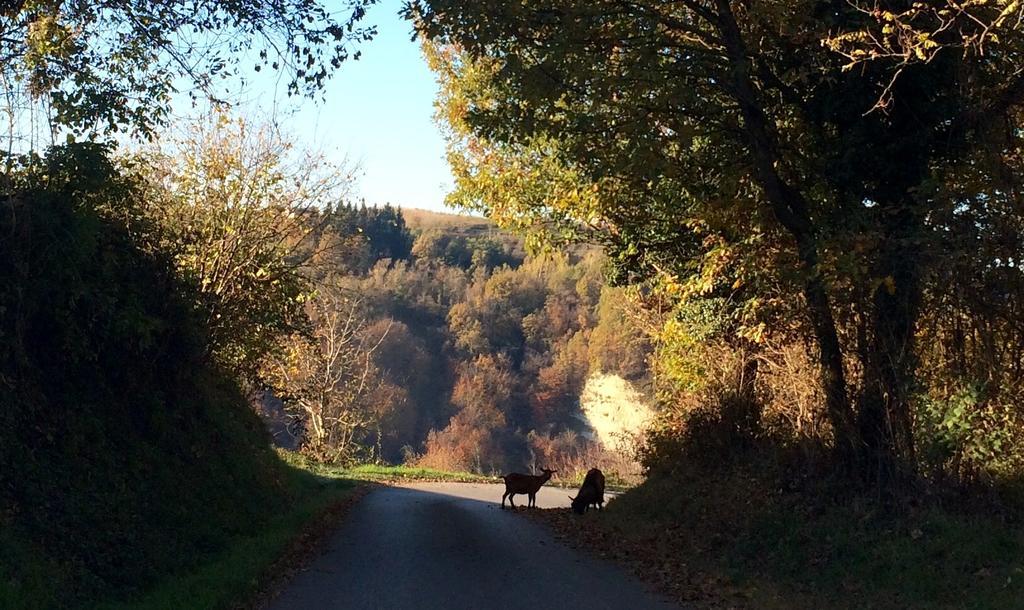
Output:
[264, 204, 652, 479]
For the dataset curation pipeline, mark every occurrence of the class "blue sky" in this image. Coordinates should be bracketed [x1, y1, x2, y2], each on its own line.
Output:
[233, 0, 453, 211]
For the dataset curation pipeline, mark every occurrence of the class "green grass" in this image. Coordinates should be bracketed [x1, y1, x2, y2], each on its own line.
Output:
[339, 463, 500, 483]
[96, 459, 361, 610]
[732, 500, 1024, 608]
[592, 466, 1024, 608]
[334, 463, 634, 491]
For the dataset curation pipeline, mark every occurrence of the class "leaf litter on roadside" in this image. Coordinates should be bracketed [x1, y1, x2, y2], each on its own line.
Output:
[522, 507, 747, 609]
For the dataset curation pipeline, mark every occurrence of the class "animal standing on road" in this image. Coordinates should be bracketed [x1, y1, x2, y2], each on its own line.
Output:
[501, 468, 555, 509]
[570, 468, 606, 514]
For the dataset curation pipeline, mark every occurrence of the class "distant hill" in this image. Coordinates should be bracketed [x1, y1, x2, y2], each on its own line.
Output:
[401, 208, 527, 265]
[402, 207, 494, 236]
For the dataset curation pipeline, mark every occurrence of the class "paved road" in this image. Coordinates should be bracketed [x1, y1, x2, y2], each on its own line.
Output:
[269, 482, 678, 609]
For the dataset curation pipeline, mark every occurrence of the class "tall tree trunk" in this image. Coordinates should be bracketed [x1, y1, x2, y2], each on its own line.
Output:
[714, 0, 858, 464]
[738, 350, 758, 406]
[733, 350, 762, 442]
[857, 201, 922, 484]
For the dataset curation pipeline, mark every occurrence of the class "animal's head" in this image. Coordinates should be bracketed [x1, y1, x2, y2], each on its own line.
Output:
[569, 494, 587, 515]
[540, 468, 556, 476]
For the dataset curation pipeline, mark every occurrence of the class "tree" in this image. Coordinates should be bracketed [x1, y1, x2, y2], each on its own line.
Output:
[589, 286, 651, 381]
[450, 354, 514, 429]
[325, 202, 414, 272]
[264, 287, 390, 463]
[409, 0, 1024, 480]
[824, 1, 1024, 111]
[0, 0, 376, 140]
[529, 331, 590, 427]
[419, 353, 516, 472]
[447, 263, 545, 363]
[364, 318, 441, 460]
[143, 114, 356, 380]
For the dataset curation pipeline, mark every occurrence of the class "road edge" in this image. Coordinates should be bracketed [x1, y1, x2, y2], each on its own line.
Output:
[244, 483, 373, 610]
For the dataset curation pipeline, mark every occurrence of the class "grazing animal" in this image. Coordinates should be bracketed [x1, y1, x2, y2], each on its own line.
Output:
[501, 468, 555, 509]
[570, 468, 606, 514]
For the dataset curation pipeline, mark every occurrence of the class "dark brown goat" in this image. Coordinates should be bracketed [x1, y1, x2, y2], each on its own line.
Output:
[501, 468, 555, 508]
[570, 468, 605, 514]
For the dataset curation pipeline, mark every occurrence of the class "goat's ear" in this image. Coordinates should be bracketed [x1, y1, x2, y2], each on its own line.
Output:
[568, 495, 576, 501]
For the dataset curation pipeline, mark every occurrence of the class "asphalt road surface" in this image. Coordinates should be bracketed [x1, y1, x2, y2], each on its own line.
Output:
[268, 482, 678, 609]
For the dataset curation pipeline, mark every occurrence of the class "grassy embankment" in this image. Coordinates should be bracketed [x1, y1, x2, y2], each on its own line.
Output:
[1, 446, 365, 610]
[537, 465, 1024, 609]
[98, 454, 362, 610]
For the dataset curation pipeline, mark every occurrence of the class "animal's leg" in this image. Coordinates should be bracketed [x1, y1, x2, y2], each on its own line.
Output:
[508, 493, 516, 508]
[501, 490, 509, 508]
